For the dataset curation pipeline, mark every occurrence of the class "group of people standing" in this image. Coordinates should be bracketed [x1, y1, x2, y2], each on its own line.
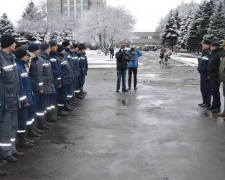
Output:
[0, 34, 88, 176]
[197, 39, 225, 116]
[115, 45, 142, 92]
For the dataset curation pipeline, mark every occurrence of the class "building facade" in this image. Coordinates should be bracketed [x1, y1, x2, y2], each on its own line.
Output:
[47, 0, 105, 21]
[90, 0, 105, 7]
[47, 0, 91, 21]
[131, 32, 158, 47]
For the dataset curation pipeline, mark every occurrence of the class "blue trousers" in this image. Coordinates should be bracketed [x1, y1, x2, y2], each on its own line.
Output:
[37, 94, 50, 118]
[58, 85, 71, 106]
[200, 73, 211, 105]
[0, 110, 18, 157]
[18, 106, 28, 130]
[117, 69, 127, 90]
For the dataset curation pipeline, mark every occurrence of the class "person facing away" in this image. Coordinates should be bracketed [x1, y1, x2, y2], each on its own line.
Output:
[109, 46, 114, 59]
[115, 45, 130, 92]
[126, 47, 142, 90]
[197, 39, 211, 108]
[207, 41, 223, 113]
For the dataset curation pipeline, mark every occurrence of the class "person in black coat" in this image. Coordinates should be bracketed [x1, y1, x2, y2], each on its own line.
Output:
[115, 45, 129, 92]
[207, 41, 223, 113]
[109, 46, 114, 59]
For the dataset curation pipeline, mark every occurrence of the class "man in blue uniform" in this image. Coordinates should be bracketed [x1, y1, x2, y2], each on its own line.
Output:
[49, 40, 61, 122]
[57, 45, 73, 114]
[197, 39, 211, 108]
[14, 48, 34, 148]
[0, 39, 7, 175]
[0, 34, 24, 163]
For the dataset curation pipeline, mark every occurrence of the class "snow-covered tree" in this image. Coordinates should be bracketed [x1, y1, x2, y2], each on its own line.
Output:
[197, 0, 216, 41]
[17, 1, 47, 41]
[0, 13, 15, 35]
[204, 1, 225, 40]
[77, 5, 135, 55]
[161, 12, 179, 51]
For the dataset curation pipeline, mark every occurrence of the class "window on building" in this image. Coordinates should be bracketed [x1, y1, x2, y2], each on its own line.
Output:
[148, 36, 152, 39]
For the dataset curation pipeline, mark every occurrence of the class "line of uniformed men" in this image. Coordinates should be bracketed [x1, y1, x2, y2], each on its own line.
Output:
[0, 34, 88, 175]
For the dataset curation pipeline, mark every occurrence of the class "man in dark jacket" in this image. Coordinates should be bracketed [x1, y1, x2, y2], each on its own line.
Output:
[28, 43, 45, 135]
[0, 34, 24, 163]
[115, 45, 129, 92]
[207, 41, 223, 113]
[109, 46, 114, 59]
[15, 48, 34, 148]
[49, 40, 61, 122]
[197, 39, 211, 108]
[57, 45, 74, 115]
[0, 47, 7, 176]
[36, 43, 55, 129]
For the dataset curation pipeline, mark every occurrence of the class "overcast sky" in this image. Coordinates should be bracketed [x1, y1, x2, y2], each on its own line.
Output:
[0, 0, 202, 32]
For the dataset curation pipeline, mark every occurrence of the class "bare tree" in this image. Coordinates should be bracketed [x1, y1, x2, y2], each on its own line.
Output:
[77, 5, 136, 55]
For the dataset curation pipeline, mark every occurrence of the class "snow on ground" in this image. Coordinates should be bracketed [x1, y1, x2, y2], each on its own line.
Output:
[170, 54, 198, 67]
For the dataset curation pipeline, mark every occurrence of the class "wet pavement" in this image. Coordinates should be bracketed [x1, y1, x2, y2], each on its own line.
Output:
[2, 51, 225, 180]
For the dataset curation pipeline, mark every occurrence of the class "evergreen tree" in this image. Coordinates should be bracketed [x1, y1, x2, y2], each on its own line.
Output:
[197, 0, 216, 42]
[205, 1, 225, 40]
[0, 13, 15, 35]
[161, 12, 179, 51]
[186, 9, 202, 52]
[178, 10, 194, 48]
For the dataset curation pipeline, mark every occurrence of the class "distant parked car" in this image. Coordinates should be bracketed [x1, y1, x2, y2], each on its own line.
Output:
[136, 46, 142, 50]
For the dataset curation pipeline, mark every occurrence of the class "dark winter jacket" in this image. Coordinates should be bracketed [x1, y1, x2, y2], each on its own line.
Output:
[116, 50, 130, 70]
[37, 51, 55, 94]
[219, 50, 225, 82]
[49, 51, 61, 86]
[208, 48, 223, 78]
[127, 50, 142, 68]
[83, 52, 88, 76]
[0, 50, 20, 112]
[69, 52, 80, 78]
[29, 56, 40, 93]
[15, 58, 34, 106]
[109, 47, 114, 54]
[78, 53, 86, 77]
[0, 57, 5, 122]
[197, 50, 211, 74]
[57, 53, 72, 86]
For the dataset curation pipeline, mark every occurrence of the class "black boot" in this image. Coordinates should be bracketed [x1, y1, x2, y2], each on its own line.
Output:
[81, 89, 87, 95]
[37, 117, 50, 130]
[75, 92, 84, 100]
[58, 106, 68, 116]
[27, 125, 42, 138]
[46, 110, 57, 123]
[17, 133, 33, 148]
[25, 137, 35, 144]
[64, 103, 74, 111]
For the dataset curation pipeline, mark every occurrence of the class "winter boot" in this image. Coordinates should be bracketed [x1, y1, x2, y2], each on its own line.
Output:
[17, 133, 33, 148]
[58, 106, 68, 116]
[81, 89, 87, 95]
[46, 110, 57, 123]
[75, 92, 84, 100]
[27, 125, 42, 138]
[64, 103, 74, 111]
[37, 117, 50, 130]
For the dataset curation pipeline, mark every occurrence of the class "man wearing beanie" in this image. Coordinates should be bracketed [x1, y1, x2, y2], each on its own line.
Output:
[36, 42, 55, 129]
[62, 40, 71, 59]
[80, 43, 88, 95]
[0, 34, 24, 163]
[56, 45, 74, 115]
[207, 41, 223, 113]
[14, 48, 36, 149]
[28, 43, 44, 136]
[48, 40, 62, 122]
[197, 39, 212, 108]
